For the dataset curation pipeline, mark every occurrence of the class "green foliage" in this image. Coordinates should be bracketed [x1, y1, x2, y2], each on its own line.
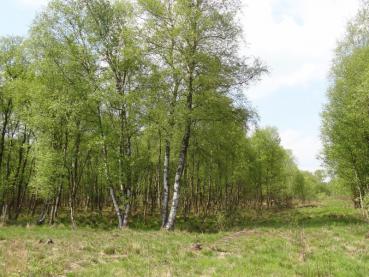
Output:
[248, 127, 295, 206]
[0, 0, 318, 229]
[322, 1, 369, 208]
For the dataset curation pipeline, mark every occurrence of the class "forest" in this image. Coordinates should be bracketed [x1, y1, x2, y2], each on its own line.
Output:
[0, 0, 368, 276]
[0, 0, 327, 230]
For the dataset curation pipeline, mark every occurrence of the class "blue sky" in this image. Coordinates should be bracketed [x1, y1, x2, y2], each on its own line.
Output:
[0, 0, 361, 172]
[242, 0, 360, 171]
[0, 1, 45, 36]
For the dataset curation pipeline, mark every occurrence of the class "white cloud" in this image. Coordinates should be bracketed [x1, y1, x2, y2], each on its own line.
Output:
[280, 129, 322, 171]
[249, 63, 326, 100]
[240, 0, 360, 171]
[241, 0, 360, 100]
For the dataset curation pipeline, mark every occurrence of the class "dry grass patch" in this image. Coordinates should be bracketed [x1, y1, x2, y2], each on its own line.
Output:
[3, 240, 28, 276]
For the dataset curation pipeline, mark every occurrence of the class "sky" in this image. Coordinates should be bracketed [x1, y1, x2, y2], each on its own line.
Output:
[241, 0, 360, 171]
[0, 0, 361, 172]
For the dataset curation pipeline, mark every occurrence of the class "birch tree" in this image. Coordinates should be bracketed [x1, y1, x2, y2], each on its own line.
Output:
[150, 0, 266, 230]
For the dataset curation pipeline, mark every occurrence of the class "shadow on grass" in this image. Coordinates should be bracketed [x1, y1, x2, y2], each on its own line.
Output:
[126, 206, 367, 233]
[5, 201, 368, 234]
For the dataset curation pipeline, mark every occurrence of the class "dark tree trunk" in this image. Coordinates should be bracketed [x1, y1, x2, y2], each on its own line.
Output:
[0, 99, 12, 174]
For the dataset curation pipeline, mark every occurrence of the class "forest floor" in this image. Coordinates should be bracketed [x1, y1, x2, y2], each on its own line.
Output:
[0, 198, 368, 277]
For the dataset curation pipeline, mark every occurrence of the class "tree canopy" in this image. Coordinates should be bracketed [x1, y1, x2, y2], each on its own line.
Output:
[0, 0, 326, 229]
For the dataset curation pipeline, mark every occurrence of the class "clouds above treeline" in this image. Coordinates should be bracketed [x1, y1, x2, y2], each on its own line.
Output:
[241, 0, 360, 171]
[241, 0, 360, 100]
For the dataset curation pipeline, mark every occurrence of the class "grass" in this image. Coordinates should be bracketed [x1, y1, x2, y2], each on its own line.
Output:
[0, 197, 368, 276]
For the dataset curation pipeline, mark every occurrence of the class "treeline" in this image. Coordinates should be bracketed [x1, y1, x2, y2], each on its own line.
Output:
[322, 1, 369, 216]
[0, 0, 323, 230]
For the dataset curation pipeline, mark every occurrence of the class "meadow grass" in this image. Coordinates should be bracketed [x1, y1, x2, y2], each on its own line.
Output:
[0, 198, 368, 276]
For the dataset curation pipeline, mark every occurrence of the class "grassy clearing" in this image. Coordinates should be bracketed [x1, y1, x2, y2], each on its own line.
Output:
[0, 198, 368, 276]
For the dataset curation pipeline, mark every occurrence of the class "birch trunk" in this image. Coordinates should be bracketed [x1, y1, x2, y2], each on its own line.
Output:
[161, 140, 170, 227]
[121, 133, 132, 228]
[122, 188, 131, 228]
[164, 51, 195, 229]
[110, 187, 124, 228]
[164, 120, 191, 230]
[97, 106, 124, 228]
[49, 184, 62, 225]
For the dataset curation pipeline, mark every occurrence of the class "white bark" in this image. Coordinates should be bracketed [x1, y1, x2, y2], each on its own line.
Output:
[110, 187, 124, 228]
[122, 188, 131, 228]
[161, 140, 170, 227]
[164, 122, 191, 230]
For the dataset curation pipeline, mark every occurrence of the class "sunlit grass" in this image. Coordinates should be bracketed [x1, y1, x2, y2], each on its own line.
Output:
[0, 198, 368, 276]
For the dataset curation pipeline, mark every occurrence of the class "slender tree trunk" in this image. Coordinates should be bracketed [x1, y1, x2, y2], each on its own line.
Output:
[195, 161, 200, 214]
[97, 106, 124, 228]
[37, 202, 49, 225]
[1, 204, 8, 223]
[164, 120, 191, 230]
[13, 130, 29, 220]
[110, 187, 124, 228]
[122, 188, 131, 227]
[122, 133, 132, 228]
[161, 140, 170, 227]
[164, 44, 195, 228]
[30, 197, 38, 216]
[69, 194, 76, 229]
[0, 99, 12, 174]
[50, 184, 62, 225]
[69, 129, 81, 229]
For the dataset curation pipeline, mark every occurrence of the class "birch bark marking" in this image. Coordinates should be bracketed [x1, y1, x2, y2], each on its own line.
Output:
[164, 83, 193, 230]
[161, 140, 170, 227]
[164, 121, 191, 230]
